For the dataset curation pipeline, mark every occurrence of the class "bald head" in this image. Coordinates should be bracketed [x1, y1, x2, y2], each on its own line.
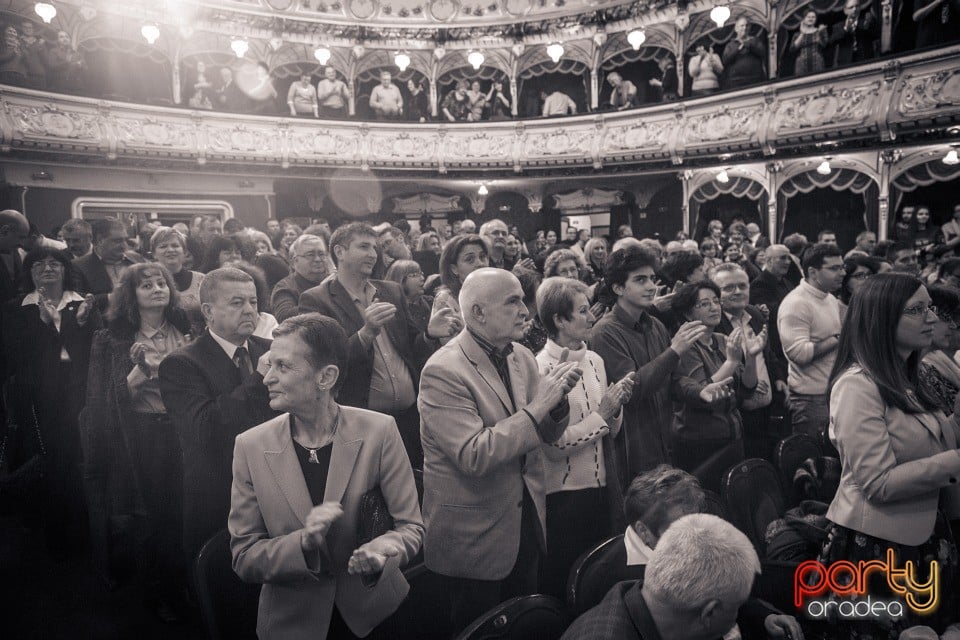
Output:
[764, 244, 791, 277]
[459, 268, 527, 347]
[0, 209, 29, 251]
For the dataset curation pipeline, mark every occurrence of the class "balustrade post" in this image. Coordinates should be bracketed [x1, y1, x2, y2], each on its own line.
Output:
[680, 171, 691, 236]
[589, 69, 599, 111]
[878, 149, 899, 240]
[675, 38, 686, 98]
[766, 161, 781, 242]
[429, 79, 438, 118]
[172, 49, 181, 105]
[348, 79, 356, 117]
[880, 0, 893, 54]
[510, 74, 519, 117]
[768, 2, 779, 79]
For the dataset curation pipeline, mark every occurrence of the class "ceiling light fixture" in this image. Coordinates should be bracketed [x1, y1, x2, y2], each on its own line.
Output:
[716, 169, 730, 183]
[314, 47, 331, 65]
[710, 4, 731, 28]
[394, 52, 411, 71]
[816, 159, 832, 175]
[434, 46, 446, 60]
[546, 43, 565, 63]
[141, 24, 160, 45]
[467, 50, 485, 70]
[478, 184, 488, 195]
[627, 29, 646, 50]
[231, 38, 249, 58]
[943, 148, 960, 166]
[352, 44, 365, 58]
[34, 2, 56, 23]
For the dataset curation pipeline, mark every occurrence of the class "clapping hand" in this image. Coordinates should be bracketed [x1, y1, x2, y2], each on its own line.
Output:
[513, 258, 536, 272]
[725, 327, 746, 363]
[746, 326, 768, 357]
[427, 306, 463, 339]
[348, 542, 401, 576]
[670, 321, 709, 355]
[598, 371, 636, 424]
[764, 614, 804, 639]
[301, 501, 344, 552]
[76, 294, 95, 326]
[542, 349, 583, 409]
[757, 304, 770, 323]
[129, 342, 151, 372]
[700, 376, 734, 403]
[36, 287, 56, 324]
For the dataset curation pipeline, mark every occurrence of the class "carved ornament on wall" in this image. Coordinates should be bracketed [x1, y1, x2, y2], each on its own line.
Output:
[603, 121, 667, 152]
[8, 105, 101, 141]
[775, 83, 881, 131]
[897, 69, 960, 115]
[682, 107, 759, 145]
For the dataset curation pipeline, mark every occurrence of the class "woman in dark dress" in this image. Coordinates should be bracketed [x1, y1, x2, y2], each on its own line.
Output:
[3, 247, 97, 555]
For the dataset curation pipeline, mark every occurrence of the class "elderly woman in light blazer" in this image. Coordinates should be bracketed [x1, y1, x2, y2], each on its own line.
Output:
[229, 313, 423, 640]
[820, 273, 960, 636]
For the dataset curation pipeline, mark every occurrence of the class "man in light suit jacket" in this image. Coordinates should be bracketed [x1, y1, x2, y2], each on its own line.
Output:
[159, 267, 278, 563]
[418, 268, 583, 634]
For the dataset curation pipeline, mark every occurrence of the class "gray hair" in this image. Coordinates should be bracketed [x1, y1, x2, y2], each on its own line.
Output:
[638, 238, 663, 257]
[612, 237, 643, 253]
[645, 514, 760, 610]
[543, 248, 583, 277]
[289, 233, 326, 259]
[536, 277, 590, 338]
[61, 218, 92, 237]
[708, 261, 747, 280]
[623, 465, 705, 534]
[198, 266, 254, 304]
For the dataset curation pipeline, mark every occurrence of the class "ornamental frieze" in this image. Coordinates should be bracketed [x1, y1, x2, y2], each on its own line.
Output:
[897, 68, 960, 116]
[774, 83, 881, 132]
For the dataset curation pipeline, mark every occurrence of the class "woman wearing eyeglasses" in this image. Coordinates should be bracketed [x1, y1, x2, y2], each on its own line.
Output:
[818, 273, 960, 637]
[838, 254, 880, 321]
[385, 259, 430, 332]
[669, 281, 757, 491]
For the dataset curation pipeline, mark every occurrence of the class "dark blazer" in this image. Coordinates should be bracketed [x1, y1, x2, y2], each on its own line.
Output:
[561, 581, 658, 640]
[73, 251, 144, 296]
[270, 272, 316, 323]
[0, 250, 21, 305]
[298, 277, 434, 409]
[715, 304, 785, 383]
[158, 330, 277, 559]
[750, 271, 796, 383]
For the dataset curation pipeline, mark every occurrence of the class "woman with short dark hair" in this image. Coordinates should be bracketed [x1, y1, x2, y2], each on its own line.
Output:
[431, 234, 488, 343]
[199, 234, 244, 273]
[385, 259, 431, 332]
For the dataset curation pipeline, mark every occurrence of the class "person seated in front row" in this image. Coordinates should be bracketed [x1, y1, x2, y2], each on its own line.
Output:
[561, 513, 803, 640]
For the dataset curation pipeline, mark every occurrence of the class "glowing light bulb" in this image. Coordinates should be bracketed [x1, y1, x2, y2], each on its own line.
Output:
[314, 47, 331, 65]
[943, 149, 960, 166]
[34, 3, 57, 23]
[467, 50, 485, 70]
[710, 4, 731, 28]
[141, 24, 160, 45]
[394, 52, 410, 71]
[478, 184, 488, 195]
[627, 29, 646, 50]
[716, 169, 730, 183]
[231, 38, 249, 58]
[816, 160, 832, 175]
[546, 43, 564, 63]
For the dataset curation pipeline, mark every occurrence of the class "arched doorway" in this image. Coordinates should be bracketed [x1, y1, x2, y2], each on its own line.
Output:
[778, 167, 877, 248]
[691, 176, 767, 240]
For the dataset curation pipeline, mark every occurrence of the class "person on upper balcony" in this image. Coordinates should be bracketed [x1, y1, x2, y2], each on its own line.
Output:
[722, 17, 767, 89]
[648, 55, 678, 102]
[44, 30, 84, 94]
[830, 0, 879, 66]
[406, 78, 430, 122]
[184, 60, 214, 110]
[248, 62, 278, 115]
[442, 80, 471, 122]
[913, 0, 960, 48]
[215, 67, 246, 112]
[369, 70, 403, 120]
[791, 10, 829, 76]
[316, 66, 349, 118]
[466, 79, 487, 121]
[486, 79, 512, 120]
[0, 24, 28, 87]
[607, 72, 639, 111]
[287, 73, 318, 118]
[688, 44, 724, 96]
[542, 89, 577, 117]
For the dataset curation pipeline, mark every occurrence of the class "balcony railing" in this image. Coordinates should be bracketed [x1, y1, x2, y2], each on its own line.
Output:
[1, 45, 958, 173]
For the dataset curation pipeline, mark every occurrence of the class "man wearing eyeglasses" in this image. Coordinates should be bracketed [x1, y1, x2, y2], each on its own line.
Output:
[777, 243, 844, 439]
[269, 234, 330, 322]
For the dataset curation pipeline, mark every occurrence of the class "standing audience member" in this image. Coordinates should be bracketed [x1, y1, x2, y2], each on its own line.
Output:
[84, 263, 191, 620]
[231, 262, 278, 339]
[4, 248, 97, 556]
[778, 243, 844, 438]
[229, 314, 423, 640]
[838, 254, 881, 320]
[791, 10, 829, 75]
[278, 223, 303, 262]
[466, 80, 487, 121]
[369, 71, 403, 119]
[431, 234, 489, 339]
[886, 242, 921, 276]
[158, 267, 277, 564]
[607, 72, 638, 110]
[0, 209, 29, 304]
[589, 248, 730, 485]
[918, 285, 960, 415]
[561, 514, 763, 640]
[45, 30, 84, 93]
[723, 17, 767, 89]
[151, 227, 204, 323]
[378, 225, 412, 272]
[385, 259, 431, 332]
[688, 44, 724, 96]
[316, 66, 350, 118]
[298, 222, 459, 467]
[418, 268, 582, 635]
[542, 90, 577, 116]
[936, 203, 960, 257]
[198, 235, 244, 273]
[648, 56, 678, 101]
[270, 234, 330, 323]
[74, 218, 144, 309]
[60, 218, 93, 259]
[442, 81, 471, 122]
[820, 273, 960, 637]
[503, 233, 524, 271]
[534, 277, 635, 598]
[544, 249, 583, 281]
[486, 80, 512, 119]
[584, 237, 608, 283]
[406, 79, 430, 122]
[286, 73, 318, 118]
[831, 0, 878, 65]
[845, 230, 877, 258]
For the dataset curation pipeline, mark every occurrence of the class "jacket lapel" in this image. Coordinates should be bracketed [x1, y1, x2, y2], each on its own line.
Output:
[459, 332, 513, 413]
[263, 416, 314, 527]
[323, 415, 362, 505]
[328, 279, 365, 333]
[196, 331, 242, 390]
[508, 350, 527, 408]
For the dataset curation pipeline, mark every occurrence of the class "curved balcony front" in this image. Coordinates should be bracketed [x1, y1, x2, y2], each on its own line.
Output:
[2, 44, 959, 174]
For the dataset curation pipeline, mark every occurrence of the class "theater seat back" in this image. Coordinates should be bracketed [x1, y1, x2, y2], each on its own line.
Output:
[455, 595, 570, 640]
[195, 529, 260, 640]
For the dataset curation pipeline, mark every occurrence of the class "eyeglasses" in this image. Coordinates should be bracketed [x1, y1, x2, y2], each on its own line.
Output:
[902, 303, 938, 318]
[694, 297, 721, 310]
[31, 261, 64, 272]
[296, 251, 328, 261]
[720, 283, 749, 293]
[404, 271, 424, 280]
[849, 272, 871, 280]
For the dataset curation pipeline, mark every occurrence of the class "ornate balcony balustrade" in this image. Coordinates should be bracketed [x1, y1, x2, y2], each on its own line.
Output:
[1, 45, 958, 174]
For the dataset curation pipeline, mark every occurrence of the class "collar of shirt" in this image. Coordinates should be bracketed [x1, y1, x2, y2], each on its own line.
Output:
[467, 326, 514, 362]
[624, 525, 654, 566]
[611, 302, 650, 332]
[138, 321, 168, 341]
[208, 328, 248, 360]
[338, 275, 376, 308]
[724, 310, 750, 330]
[799, 278, 830, 300]
[21, 290, 85, 309]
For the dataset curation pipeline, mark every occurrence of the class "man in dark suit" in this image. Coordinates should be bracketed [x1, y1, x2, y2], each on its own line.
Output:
[561, 514, 799, 640]
[298, 222, 459, 467]
[0, 209, 28, 305]
[269, 234, 328, 322]
[159, 267, 277, 563]
[73, 218, 143, 309]
[750, 245, 795, 415]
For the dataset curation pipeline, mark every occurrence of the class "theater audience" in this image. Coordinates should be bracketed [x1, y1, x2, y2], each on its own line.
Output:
[278, 223, 302, 262]
[0, 209, 29, 304]
[607, 72, 638, 110]
[480, 219, 512, 269]
[838, 253, 880, 320]
[778, 243, 843, 438]
[151, 227, 204, 322]
[60, 218, 93, 259]
[918, 285, 960, 415]
[385, 259, 431, 332]
[418, 268, 581, 634]
[583, 237, 608, 282]
[722, 17, 767, 89]
[504, 233, 524, 271]
[45, 30, 84, 93]
[298, 222, 459, 467]
[821, 273, 960, 636]
[648, 56, 678, 101]
[84, 262, 191, 619]
[158, 267, 277, 564]
[232, 261, 278, 338]
[286, 73, 318, 118]
[316, 66, 350, 118]
[74, 218, 144, 308]
[831, 0, 878, 66]
[198, 234, 243, 273]
[229, 314, 423, 640]
[544, 248, 582, 281]
[534, 277, 635, 598]
[4, 247, 97, 556]
[270, 234, 330, 323]
[791, 10, 829, 75]
[845, 230, 877, 258]
[431, 233, 489, 340]
[378, 225, 412, 273]
[370, 70, 403, 120]
[406, 79, 430, 122]
[688, 44, 723, 96]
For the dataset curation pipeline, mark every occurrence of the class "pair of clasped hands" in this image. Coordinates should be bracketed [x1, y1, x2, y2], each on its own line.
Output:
[359, 300, 462, 343]
[300, 502, 400, 576]
[543, 348, 637, 422]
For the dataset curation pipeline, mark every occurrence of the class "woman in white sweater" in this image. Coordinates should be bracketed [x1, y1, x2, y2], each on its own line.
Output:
[534, 277, 635, 599]
[689, 44, 724, 96]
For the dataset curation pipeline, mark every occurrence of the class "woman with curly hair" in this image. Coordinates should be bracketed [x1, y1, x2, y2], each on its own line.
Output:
[82, 262, 192, 619]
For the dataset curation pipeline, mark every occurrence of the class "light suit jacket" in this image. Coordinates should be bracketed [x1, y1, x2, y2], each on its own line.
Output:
[418, 330, 568, 581]
[229, 407, 424, 640]
[827, 366, 960, 546]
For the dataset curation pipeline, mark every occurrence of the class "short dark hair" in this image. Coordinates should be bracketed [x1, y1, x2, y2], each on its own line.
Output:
[783, 233, 808, 256]
[624, 465, 705, 533]
[61, 218, 92, 237]
[600, 247, 659, 306]
[882, 242, 914, 262]
[928, 285, 960, 321]
[801, 242, 843, 275]
[199, 235, 244, 273]
[273, 313, 348, 396]
[20, 247, 83, 293]
[670, 280, 721, 318]
[939, 257, 960, 280]
[840, 254, 881, 305]
[439, 234, 487, 295]
[659, 252, 704, 288]
[91, 218, 126, 243]
[223, 218, 245, 234]
[817, 229, 837, 241]
[329, 222, 376, 267]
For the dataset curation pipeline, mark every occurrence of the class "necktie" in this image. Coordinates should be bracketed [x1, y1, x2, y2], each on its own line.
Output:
[234, 346, 254, 376]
